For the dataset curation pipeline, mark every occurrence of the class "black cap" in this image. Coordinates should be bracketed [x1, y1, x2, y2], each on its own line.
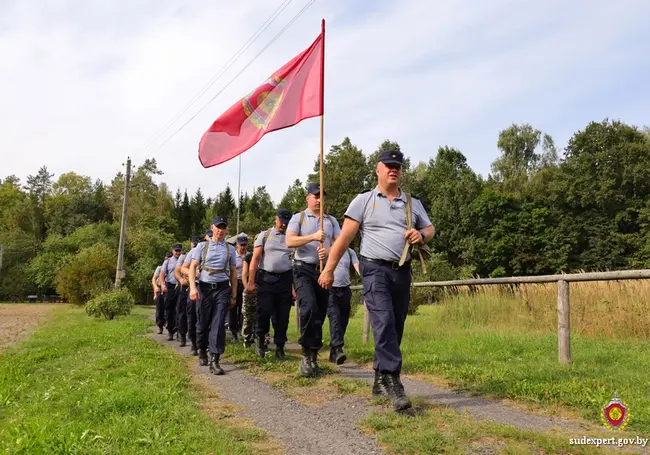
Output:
[276, 208, 292, 223]
[172, 243, 182, 251]
[165, 252, 173, 258]
[205, 228, 213, 236]
[236, 234, 248, 245]
[212, 215, 228, 227]
[378, 149, 403, 165]
[191, 236, 201, 245]
[307, 183, 326, 196]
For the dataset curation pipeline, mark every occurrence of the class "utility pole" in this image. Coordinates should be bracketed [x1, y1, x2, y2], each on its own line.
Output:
[114, 157, 132, 288]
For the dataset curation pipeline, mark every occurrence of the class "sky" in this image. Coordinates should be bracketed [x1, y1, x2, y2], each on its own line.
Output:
[1, 0, 649, 204]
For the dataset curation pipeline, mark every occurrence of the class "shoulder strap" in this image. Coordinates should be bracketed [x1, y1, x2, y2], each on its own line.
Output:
[398, 193, 413, 267]
[201, 240, 209, 265]
[298, 211, 305, 234]
[263, 228, 272, 247]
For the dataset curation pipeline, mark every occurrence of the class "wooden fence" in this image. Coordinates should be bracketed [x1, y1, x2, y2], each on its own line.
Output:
[346, 269, 650, 364]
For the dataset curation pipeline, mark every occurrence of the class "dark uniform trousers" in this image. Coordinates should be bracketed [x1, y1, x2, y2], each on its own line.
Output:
[176, 284, 189, 336]
[187, 283, 199, 346]
[155, 292, 166, 328]
[360, 258, 412, 374]
[255, 270, 293, 347]
[164, 282, 179, 333]
[327, 286, 352, 348]
[197, 281, 231, 355]
[293, 262, 330, 350]
[228, 280, 244, 335]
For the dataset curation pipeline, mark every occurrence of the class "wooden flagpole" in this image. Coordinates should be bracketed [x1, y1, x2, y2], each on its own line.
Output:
[319, 18, 325, 272]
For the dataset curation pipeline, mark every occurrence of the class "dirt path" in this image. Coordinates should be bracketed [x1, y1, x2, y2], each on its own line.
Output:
[151, 332, 384, 455]
[0, 303, 58, 352]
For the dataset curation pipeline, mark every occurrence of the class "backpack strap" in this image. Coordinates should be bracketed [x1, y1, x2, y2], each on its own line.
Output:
[398, 192, 427, 273]
[200, 240, 231, 276]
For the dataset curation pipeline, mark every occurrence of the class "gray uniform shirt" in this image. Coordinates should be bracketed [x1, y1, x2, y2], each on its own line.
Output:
[332, 248, 359, 288]
[183, 247, 196, 266]
[254, 227, 293, 273]
[153, 266, 162, 286]
[345, 187, 432, 262]
[235, 253, 245, 280]
[191, 240, 236, 283]
[286, 209, 341, 263]
[162, 255, 180, 284]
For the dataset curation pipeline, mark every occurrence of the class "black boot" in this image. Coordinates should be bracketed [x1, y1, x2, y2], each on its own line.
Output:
[157, 325, 163, 334]
[329, 347, 336, 363]
[310, 349, 323, 375]
[198, 349, 208, 366]
[190, 342, 198, 356]
[300, 346, 314, 377]
[243, 337, 253, 348]
[372, 370, 386, 397]
[256, 335, 266, 358]
[231, 332, 239, 343]
[383, 373, 412, 411]
[166, 329, 174, 341]
[209, 353, 224, 375]
[179, 334, 186, 347]
[333, 346, 346, 365]
[275, 344, 287, 360]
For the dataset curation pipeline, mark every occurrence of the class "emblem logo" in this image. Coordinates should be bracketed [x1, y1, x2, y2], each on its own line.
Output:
[601, 392, 630, 430]
[242, 75, 287, 130]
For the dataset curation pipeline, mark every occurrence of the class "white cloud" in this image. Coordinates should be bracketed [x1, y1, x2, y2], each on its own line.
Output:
[1, 0, 649, 205]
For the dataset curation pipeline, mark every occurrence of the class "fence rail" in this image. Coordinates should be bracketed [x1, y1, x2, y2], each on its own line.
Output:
[347, 269, 650, 364]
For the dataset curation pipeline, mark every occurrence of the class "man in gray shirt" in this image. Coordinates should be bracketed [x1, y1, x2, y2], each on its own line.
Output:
[247, 209, 294, 360]
[286, 183, 341, 377]
[327, 246, 360, 365]
[318, 149, 435, 411]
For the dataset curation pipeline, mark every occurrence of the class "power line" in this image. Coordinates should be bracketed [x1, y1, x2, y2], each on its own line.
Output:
[151, 0, 316, 153]
[132, 0, 295, 159]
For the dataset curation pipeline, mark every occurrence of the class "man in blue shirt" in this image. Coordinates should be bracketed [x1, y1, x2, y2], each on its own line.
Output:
[318, 150, 435, 411]
[160, 244, 182, 340]
[189, 216, 237, 375]
[286, 184, 341, 377]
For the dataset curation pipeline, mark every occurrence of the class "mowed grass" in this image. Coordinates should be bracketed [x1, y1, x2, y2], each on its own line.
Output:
[341, 280, 650, 436]
[360, 399, 625, 455]
[0, 305, 276, 455]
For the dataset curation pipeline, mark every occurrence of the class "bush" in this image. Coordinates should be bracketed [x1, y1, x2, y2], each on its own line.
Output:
[85, 288, 135, 320]
[55, 244, 115, 305]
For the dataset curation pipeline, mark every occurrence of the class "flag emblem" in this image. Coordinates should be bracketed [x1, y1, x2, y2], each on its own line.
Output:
[242, 75, 287, 130]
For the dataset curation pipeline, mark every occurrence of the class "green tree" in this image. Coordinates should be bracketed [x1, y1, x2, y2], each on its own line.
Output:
[279, 179, 307, 213]
[24, 166, 54, 240]
[307, 137, 369, 220]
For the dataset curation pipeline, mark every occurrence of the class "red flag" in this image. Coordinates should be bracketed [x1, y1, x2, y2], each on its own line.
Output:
[198, 31, 324, 168]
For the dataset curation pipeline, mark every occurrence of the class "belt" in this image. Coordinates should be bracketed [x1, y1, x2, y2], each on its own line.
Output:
[361, 256, 411, 270]
[293, 260, 319, 269]
[198, 280, 230, 290]
[259, 269, 292, 277]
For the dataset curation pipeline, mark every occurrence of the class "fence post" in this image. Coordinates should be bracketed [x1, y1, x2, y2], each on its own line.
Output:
[557, 279, 571, 364]
[362, 298, 370, 344]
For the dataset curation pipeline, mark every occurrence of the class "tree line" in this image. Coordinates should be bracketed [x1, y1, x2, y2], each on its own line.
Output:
[1, 118, 649, 305]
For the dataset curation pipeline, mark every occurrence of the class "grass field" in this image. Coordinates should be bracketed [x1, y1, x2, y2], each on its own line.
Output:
[0, 305, 278, 455]
[2, 276, 648, 454]
[344, 279, 650, 436]
[223, 280, 650, 436]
